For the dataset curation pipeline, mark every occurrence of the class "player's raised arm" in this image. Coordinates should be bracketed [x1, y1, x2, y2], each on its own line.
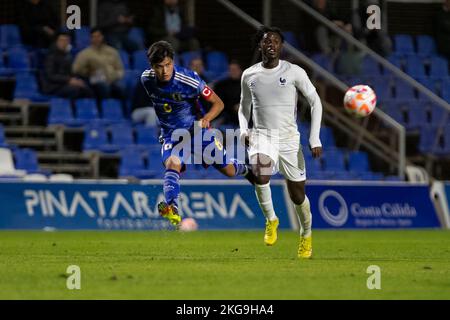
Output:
[294, 66, 323, 158]
[198, 86, 224, 128]
[238, 71, 252, 147]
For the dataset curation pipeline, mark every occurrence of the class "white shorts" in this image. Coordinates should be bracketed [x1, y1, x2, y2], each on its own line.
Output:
[248, 132, 306, 182]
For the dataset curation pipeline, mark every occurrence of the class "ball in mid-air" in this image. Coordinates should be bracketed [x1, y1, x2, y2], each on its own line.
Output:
[343, 85, 377, 117]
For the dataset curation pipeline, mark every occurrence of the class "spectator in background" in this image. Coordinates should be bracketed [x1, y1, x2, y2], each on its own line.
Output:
[308, 0, 353, 55]
[18, 0, 58, 48]
[212, 60, 242, 127]
[435, 0, 450, 60]
[189, 57, 210, 83]
[72, 28, 125, 102]
[97, 0, 140, 53]
[146, 0, 200, 52]
[41, 32, 93, 99]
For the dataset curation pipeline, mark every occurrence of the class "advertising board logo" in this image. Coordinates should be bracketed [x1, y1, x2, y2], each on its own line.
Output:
[318, 190, 349, 227]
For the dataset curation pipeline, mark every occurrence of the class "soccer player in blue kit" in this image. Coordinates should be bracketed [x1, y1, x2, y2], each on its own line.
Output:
[141, 41, 254, 226]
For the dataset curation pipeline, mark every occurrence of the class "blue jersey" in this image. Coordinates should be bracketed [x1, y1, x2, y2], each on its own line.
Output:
[141, 65, 211, 138]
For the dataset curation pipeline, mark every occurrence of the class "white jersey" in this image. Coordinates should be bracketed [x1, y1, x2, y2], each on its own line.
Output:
[238, 60, 322, 148]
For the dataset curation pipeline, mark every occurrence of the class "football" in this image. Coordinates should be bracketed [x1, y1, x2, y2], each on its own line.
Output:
[179, 218, 198, 232]
[343, 85, 377, 117]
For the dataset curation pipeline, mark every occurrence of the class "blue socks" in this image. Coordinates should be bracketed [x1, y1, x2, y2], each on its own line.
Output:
[231, 158, 248, 176]
[163, 169, 180, 207]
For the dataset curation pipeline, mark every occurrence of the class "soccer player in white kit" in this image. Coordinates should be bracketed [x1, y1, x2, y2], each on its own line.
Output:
[238, 26, 323, 259]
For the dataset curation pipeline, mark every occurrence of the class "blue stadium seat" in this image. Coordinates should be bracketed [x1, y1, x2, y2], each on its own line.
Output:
[282, 31, 300, 49]
[14, 73, 49, 101]
[119, 50, 130, 70]
[430, 104, 448, 126]
[206, 51, 228, 79]
[311, 53, 333, 72]
[7, 47, 31, 71]
[348, 151, 370, 173]
[101, 99, 125, 124]
[416, 35, 436, 57]
[47, 98, 82, 126]
[429, 56, 449, 78]
[372, 77, 392, 102]
[180, 50, 202, 67]
[83, 124, 109, 152]
[0, 124, 10, 148]
[417, 78, 437, 99]
[394, 80, 416, 99]
[405, 104, 427, 130]
[14, 148, 49, 175]
[405, 55, 426, 78]
[132, 50, 149, 70]
[74, 26, 90, 49]
[418, 125, 438, 153]
[75, 99, 100, 122]
[119, 147, 157, 179]
[361, 56, 382, 76]
[127, 27, 145, 50]
[394, 34, 414, 54]
[323, 149, 346, 172]
[135, 125, 160, 147]
[321, 126, 336, 147]
[110, 124, 134, 150]
[0, 24, 22, 48]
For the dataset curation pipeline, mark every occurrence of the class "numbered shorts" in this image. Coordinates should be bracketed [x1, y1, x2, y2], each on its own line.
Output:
[161, 128, 229, 172]
[248, 133, 306, 182]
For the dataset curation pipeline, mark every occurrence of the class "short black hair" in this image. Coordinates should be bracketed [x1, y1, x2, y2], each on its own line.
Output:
[90, 27, 103, 35]
[147, 41, 175, 65]
[253, 26, 284, 49]
[56, 31, 71, 39]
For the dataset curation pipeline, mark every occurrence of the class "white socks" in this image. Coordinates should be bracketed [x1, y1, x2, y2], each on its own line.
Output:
[295, 196, 312, 237]
[255, 183, 278, 221]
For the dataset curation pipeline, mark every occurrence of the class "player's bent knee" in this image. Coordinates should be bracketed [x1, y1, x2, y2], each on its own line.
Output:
[254, 175, 271, 185]
[290, 193, 305, 205]
[165, 156, 182, 171]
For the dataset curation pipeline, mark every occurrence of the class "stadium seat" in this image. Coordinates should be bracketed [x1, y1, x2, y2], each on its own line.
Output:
[14, 73, 49, 101]
[82, 124, 109, 152]
[416, 35, 436, 57]
[0, 148, 25, 177]
[119, 50, 131, 70]
[394, 80, 416, 100]
[109, 124, 134, 150]
[47, 98, 83, 126]
[14, 148, 49, 175]
[127, 27, 145, 50]
[135, 125, 160, 147]
[320, 126, 336, 147]
[372, 77, 393, 102]
[119, 147, 157, 179]
[348, 151, 370, 173]
[0, 24, 22, 48]
[418, 125, 438, 153]
[132, 50, 149, 70]
[74, 26, 90, 49]
[282, 31, 300, 50]
[101, 99, 125, 124]
[405, 55, 426, 78]
[405, 104, 428, 130]
[0, 49, 12, 76]
[0, 124, 10, 148]
[206, 51, 228, 79]
[430, 104, 448, 126]
[311, 53, 333, 73]
[180, 50, 202, 67]
[361, 56, 382, 76]
[75, 99, 100, 122]
[429, 56, 449, 78]
[394, 34, 414, 54]
[323, 149, 346, 172]
[7, 47, 31, 71]
[417, 78, 437, 99]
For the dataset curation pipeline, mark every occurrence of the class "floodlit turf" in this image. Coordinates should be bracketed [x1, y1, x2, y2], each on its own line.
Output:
[0, 230, 449, 299]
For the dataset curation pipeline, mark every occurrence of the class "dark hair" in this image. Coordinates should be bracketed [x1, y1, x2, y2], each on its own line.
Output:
[229, 59, 242, 68]
[56, 31, 71, 39]
[253, 26, 284, 49]
[90, 27, 103, 35]
[147, 41, 175, 65]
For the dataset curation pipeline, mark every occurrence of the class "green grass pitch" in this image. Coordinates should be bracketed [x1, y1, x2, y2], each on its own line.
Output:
[0, 230, 449, 299]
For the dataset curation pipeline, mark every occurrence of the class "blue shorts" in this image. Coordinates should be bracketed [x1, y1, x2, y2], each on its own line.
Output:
[161, 128, 229, 172]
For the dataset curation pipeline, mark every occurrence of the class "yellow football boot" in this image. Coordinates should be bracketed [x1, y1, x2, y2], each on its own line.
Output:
[264, 218, 279, 246]
[158, 202, 181, 227]
[298, 234, 312, 259]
